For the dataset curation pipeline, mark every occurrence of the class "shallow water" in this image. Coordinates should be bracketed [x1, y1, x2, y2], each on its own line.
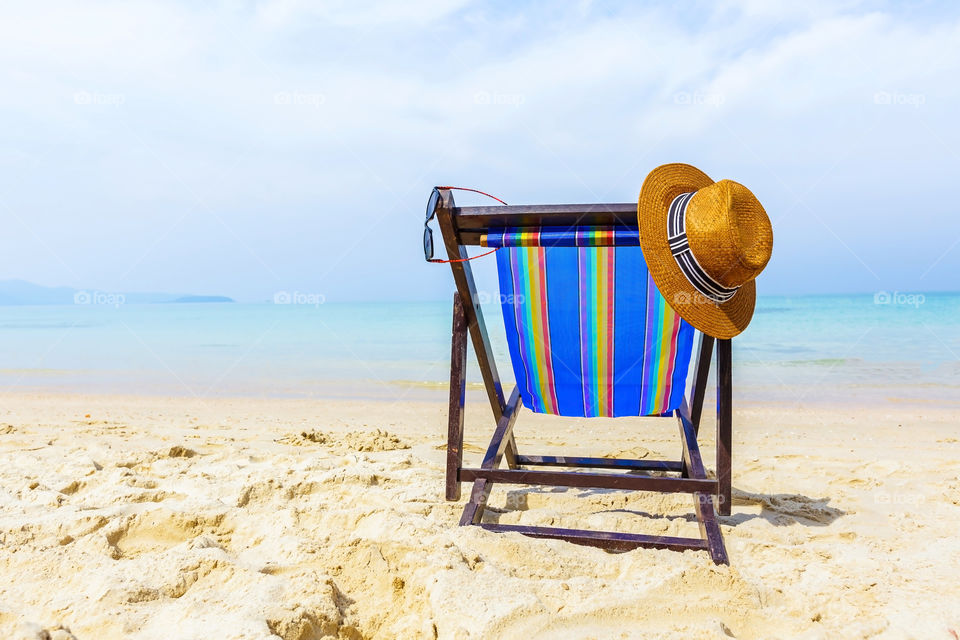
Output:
[1, 293, 958, 406]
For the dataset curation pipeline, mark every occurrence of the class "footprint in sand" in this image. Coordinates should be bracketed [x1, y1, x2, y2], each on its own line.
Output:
[114, 445, 198, 469]
[734, 490, 845, 525]
[104, 510, 230, 559]
[279, 429, 409, 453]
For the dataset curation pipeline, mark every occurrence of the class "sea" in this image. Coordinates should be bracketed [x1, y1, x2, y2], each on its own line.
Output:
[1, 293, 958, 407]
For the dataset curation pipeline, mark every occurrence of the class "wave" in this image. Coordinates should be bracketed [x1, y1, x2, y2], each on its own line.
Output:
[389, 380, 486, 390]
[780, 358, 859, 367]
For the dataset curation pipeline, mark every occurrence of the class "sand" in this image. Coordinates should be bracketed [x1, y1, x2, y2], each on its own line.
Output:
[0, 391, 958, 639]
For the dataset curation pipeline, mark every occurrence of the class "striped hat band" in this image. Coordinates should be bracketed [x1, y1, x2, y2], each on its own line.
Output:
[667, 192, 739, 304]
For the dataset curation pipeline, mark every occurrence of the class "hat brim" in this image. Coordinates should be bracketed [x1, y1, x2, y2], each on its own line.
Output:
[638, 163, 756, 339]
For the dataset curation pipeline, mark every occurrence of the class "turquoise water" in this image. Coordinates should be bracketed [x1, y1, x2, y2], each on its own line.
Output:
[1, 293, 958, 406]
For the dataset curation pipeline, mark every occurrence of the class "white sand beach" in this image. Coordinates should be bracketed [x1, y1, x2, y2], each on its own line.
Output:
[1, 392, 958, 639]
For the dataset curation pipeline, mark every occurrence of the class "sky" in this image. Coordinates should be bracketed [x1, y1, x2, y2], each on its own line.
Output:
[1, 0, 959, 302]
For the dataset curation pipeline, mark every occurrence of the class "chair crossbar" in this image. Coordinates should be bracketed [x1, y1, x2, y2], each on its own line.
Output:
[514, 455, 684, 473]
[478, 523, 710, 553]
[459, 468, 716, 494]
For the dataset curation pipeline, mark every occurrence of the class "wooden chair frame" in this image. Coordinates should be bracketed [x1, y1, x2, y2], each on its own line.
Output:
[435, 189, 732, 565]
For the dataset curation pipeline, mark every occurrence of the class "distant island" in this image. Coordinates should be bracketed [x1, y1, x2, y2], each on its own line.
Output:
[0, 279, 234, 305]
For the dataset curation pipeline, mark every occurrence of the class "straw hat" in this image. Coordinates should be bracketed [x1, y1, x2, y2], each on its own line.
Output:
[638, 163, 773, 339]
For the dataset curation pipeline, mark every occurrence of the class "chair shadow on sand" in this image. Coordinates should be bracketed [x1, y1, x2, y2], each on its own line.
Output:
[483, 485, 846, 529]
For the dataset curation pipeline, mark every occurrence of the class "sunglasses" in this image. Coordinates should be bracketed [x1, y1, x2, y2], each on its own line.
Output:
[423, 187, 441, 262]
[423, 186, 505, 264]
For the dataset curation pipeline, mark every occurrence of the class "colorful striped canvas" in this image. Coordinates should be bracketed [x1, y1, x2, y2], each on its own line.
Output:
[496, 240, 695, 418]
[485, 226, 640, 248]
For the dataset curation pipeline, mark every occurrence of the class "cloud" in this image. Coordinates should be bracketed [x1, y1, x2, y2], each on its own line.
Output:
[0, 1, 958, 299]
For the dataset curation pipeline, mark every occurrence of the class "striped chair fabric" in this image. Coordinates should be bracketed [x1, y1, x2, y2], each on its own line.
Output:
[491, 226, 695, 418]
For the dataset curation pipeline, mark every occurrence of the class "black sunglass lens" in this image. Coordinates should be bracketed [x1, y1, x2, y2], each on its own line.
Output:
[425, 189, 440, 222]
[423, 226, 433, 261]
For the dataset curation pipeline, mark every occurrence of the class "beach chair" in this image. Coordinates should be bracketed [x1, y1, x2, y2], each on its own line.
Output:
[431, 188, 732, 565]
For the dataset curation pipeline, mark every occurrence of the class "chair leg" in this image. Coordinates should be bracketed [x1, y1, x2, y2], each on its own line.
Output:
[505, 434, 521, 469]
[435, 190, 519, 474]
[677, 404, 729, 565]
[459, 480, 492, 525]
[458, 387, 522, 525]
[692, 493, 728, 564]
[446, 293, 468, 501]
[682, 333, 715, 478]
[716, 339, 733, 517]
[690, 334, 715, 437]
